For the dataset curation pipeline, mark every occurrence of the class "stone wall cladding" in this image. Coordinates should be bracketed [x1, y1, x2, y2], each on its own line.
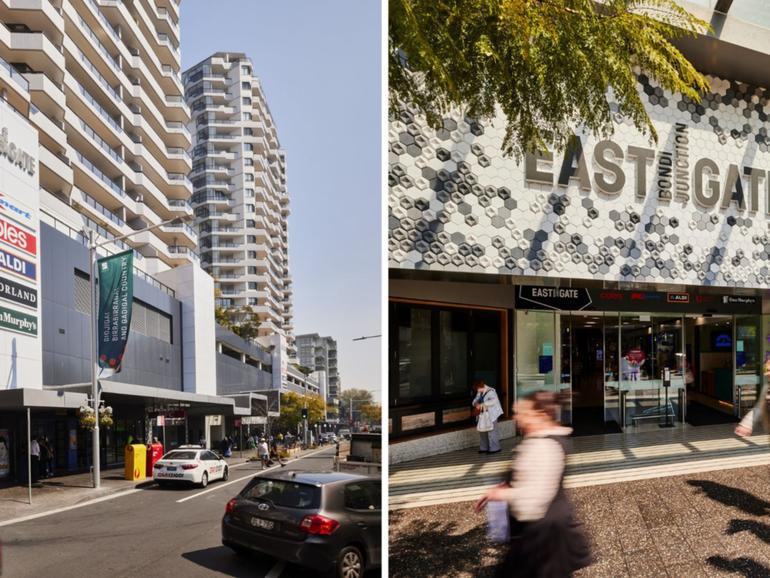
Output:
[389, 73, 770, 288]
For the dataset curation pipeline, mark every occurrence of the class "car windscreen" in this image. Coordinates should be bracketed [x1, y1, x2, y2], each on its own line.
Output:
[163, 451, 198, 460]
[242, 479, 321, 509]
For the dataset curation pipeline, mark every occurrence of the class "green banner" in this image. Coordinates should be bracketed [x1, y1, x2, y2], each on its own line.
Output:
[97, 250, 133, 374]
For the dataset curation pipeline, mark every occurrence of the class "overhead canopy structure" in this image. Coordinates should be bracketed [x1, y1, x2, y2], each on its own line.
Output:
[0, 387, 88, 410]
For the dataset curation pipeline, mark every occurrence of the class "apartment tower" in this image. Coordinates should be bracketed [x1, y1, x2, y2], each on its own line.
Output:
[0, 0, 197, 273]
[182, 52, 294, 352]
[296, 333, 340, 404]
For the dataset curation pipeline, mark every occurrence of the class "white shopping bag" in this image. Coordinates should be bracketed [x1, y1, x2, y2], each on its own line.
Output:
[486, 500, 510, 543]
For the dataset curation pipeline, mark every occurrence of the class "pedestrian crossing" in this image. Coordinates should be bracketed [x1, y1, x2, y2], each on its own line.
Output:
[388, 423, 770, 509]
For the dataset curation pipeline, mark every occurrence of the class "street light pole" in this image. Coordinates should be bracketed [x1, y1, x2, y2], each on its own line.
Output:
[85, 214, 193, 490]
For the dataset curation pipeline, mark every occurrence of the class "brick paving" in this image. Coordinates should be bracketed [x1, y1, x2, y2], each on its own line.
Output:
[390, 464, 770, 577]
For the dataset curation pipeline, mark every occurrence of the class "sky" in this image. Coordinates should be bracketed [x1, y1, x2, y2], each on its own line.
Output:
[180, 1, 382, 396]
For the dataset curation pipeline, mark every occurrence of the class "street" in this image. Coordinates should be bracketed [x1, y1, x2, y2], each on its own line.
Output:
[0, 446, 375, 578]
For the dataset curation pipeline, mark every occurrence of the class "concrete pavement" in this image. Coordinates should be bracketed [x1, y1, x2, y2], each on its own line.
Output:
[0, 446, 355, 578]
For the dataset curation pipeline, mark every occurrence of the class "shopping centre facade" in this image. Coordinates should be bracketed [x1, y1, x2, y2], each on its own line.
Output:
[389, 2, 770, 462]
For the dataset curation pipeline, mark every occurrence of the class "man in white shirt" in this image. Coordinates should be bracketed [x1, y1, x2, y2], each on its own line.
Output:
[258, 438, 270, 469]
[30, 436, 40, 483]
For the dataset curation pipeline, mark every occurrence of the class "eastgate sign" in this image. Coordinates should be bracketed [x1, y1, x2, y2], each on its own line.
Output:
[525, 126, 770, 213]
[0, 127, 35, 177]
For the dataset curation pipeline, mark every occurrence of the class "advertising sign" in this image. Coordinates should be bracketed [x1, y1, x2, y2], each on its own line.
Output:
[0, 246, 35, 281]
[0, 275, 36, 309]
[0, 216, 35, 255]
[97, 250, 133, 375]
[515, 285, 592, 311]
[0, 304, 37, 336]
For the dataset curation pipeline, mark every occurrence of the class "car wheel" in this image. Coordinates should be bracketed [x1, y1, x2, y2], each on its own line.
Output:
[222, 467, 229, 481]
[337, 546, 364, 578]
[200, 472, 208, 488]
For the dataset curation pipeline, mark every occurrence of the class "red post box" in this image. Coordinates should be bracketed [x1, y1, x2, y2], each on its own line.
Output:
[146, 442, 164, 473]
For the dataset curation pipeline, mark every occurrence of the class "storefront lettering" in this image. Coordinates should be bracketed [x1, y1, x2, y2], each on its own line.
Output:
[0, 127, 35, 176]
[525, 126, 770, 214]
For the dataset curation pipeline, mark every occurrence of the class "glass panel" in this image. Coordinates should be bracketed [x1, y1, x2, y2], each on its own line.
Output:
[439, 310, 468, 396]
[397, 306, 432, 399]
[472, 310, 501, 391]
[559, 314, 572, 424]
[604, 313, 620, 425]
[736, 315, 761, 414]
[516, 311, 563, 416]
[620, 315, 656, 427]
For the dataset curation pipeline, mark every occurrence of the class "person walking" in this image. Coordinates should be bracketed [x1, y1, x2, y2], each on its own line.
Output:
[258, 438, 270, 469]
[736, 356, 770, 437]
[30, 435, 40, 484]
[473, 379, 504, 454]
[476, 391, 592, 577]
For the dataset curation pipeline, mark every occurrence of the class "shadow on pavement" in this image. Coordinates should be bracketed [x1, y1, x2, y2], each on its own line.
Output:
[727, 519, 770, 544]
[707, 555, 770, 577]
[686, 480, 770, 516]
[182, 545, 277, 577]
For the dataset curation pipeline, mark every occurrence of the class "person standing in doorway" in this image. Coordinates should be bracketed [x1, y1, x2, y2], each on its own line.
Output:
[30, 435, 40, 484]
[473, 379, 504, 454]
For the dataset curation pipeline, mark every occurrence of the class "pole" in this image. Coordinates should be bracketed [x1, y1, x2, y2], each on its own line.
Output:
[88, 231, 101, 489]
[26, 407, 31, 504]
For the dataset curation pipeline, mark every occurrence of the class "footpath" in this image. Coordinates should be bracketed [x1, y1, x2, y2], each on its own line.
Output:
[0, 445, 313, 524]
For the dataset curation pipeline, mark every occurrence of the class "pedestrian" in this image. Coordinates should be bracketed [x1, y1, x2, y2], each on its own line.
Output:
[30, 435, 40, 483]
[475, 391, 593, 577]
[472, 379, 503, 454]
[39, 437, 50, 479]
[736, 356, 770, 437]
[258, 438, 270, 469]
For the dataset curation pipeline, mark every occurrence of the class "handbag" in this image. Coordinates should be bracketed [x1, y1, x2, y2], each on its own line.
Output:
[477, 407, 494, 432]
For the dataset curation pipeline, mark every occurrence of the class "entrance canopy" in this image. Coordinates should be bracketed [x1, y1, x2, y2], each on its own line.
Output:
[0, 387, 87, 410]
[224, 392, 269, 418]
[45, 381, 242, 416]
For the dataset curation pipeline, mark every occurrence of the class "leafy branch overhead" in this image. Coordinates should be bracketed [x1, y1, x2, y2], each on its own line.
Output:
[389, 0, 710, 158]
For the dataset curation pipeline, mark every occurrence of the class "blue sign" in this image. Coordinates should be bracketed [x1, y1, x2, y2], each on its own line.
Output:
[0, 246, 35, 281]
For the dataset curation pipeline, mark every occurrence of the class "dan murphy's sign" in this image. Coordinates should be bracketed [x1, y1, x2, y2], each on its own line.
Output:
[97, 250, 133, 375]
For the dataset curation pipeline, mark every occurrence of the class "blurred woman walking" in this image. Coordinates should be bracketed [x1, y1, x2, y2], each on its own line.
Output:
[476, 391, 592, 577]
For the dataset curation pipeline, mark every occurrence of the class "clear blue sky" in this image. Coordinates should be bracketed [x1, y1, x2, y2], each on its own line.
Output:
[180, 1, 382, 396]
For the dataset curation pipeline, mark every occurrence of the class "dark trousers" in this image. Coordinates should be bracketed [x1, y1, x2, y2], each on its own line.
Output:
[30, 455, 39, 483]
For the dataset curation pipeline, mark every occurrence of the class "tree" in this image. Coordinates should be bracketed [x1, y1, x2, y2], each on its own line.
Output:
[275, 392, 326, 434]
[231, 306, 261, 342]
[339, 388, 375, 424]
[214, 288, 233, 330]
[390, 0, 709, 158]
[359, 403, 382, 425]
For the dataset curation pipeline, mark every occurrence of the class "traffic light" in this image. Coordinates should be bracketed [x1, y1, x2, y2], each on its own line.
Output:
[301, 408, 308, 420]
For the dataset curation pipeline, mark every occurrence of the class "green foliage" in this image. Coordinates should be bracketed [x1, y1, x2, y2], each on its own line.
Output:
[296, 365, 314, 376]
[360, 403, 382, 425]
[390, 0, 709, 157]
[231, 306, 261, 342]
[339, 388, 375, 423]
[275, 392, 326, 433]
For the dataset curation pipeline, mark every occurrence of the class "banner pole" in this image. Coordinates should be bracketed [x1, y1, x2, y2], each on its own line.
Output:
[89, 231, 100, 490]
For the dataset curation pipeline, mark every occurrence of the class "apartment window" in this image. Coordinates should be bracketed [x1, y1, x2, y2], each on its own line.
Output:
[244, 144, 253, 152]
[248, 266, 257, 274]
[244, 159, 254, 167]
[241, 65, 251, 75]
[246, 219, 256, 228]
[247, 235, 257, 243]
[241, 81, 250, 90]
[248, 251, 257, 258]
[245, 190, 255, 199]
[248, 282, 258, 290]
[242, 97, 252, 106]
[248, 298, 258, 306]
[244, 128, 253, 136]
[246, 204, 255, 212]
[245, 174, 254, 182]
[243, 112, 252, 121]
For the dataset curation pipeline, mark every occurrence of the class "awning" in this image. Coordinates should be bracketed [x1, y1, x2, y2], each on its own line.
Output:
[0, 387, 88, 410]
[224, 392, 269, 418]
[44, 381, 240, 416]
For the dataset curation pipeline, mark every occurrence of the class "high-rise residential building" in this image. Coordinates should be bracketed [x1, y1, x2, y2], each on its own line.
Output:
[296, 333, 340, 403]
[3, 0, 198, 273]
[182, 52, 294, 353]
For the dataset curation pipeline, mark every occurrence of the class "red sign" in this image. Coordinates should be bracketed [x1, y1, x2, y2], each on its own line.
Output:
[667, 292, 690, 303]
[234, 419, 241, 427]
[625, 348, 646, 364]
[0, 217, 35, 256]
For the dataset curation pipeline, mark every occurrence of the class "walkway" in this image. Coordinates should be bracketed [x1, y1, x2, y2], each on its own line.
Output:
[389, 423, 770, 509]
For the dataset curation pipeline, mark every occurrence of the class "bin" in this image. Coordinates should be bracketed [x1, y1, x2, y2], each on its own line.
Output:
[146, 442, 164, 474]
[125, 444, 147, 481]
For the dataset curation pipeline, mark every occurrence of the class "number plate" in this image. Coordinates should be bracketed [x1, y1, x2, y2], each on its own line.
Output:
[166, 466, 177, 471]
[250, 517, 275, 530]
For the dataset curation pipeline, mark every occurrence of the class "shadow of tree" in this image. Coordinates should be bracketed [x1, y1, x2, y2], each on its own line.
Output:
[389, 510, 502, 578]
[707, 555, 770, 577]
[687, 480, 770, 516]
[727, 519, 770, 544]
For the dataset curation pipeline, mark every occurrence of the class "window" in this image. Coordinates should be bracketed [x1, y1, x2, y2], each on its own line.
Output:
[74, 270, 90, 314]
[247, 235, 257, 243]
[396, 306, 432, 399]
[245, 189, 255, 198]
[163, 451, 197, 460]
[203, 451, 219, 461]
[244, 159, 254, 167]
[241, 81, 249, 90]
[248, 251, 257, 258]
[244, 144, 253, 152]
[248, 266, 257, 274]
[246, 204, 255, 212]
[248, 298, 258, 306]
[248, 282, 257, 290]
[246, 219, 256, 227]
[242, 97, 252, 106]
[241, 65, 251, 76]
[243, 112, 252, 121]
[244, 128, 253, 136]
[344, 481, 381, 511]
[245, 174, 254, 182]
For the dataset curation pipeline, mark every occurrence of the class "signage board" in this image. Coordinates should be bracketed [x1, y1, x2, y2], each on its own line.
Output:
[0, 304, 37, 336]
[0, 216, 35, 255]
[0, 246, 35, 281]
[97, 250, 133, 375]
[515, 285, 592, 310]
[0, 275, 36, 309]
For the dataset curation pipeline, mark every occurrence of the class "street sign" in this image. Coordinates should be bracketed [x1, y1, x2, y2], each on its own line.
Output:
[156, 415, 164, 427]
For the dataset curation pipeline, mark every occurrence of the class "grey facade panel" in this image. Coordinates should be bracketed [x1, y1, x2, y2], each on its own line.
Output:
[41, 224, 183, 390]
[216, 353, 272, 395]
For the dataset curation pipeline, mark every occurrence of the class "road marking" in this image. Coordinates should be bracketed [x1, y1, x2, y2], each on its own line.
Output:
[176, 446, 332, 504]
[0, 488, 142, 528]
[265, 561, 286, 578]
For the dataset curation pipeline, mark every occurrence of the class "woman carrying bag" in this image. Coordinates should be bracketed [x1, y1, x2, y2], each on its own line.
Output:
[476, 391, 593, 577]
[473, 379, 503, 454]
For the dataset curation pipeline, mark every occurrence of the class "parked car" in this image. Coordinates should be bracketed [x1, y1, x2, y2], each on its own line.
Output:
[153, 448, 229, 488]
[338, 429, 351, 440]
[222, 471, 381, 577]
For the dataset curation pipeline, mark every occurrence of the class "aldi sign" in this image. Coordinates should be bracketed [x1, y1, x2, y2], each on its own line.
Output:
[0, 216, 35, 256]
[0, 305, 37, 336]
[0, 247, 35, 281]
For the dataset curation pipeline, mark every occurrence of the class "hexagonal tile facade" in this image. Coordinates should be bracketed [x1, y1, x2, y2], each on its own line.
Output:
[389, 72, 770, 288]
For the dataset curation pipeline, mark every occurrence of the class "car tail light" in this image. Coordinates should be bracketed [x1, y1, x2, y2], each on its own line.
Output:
[225, 498, 238, 515]
[299, 514, 340, 535]
[153, 463, 163, 469]
[182, 463, 198, 470]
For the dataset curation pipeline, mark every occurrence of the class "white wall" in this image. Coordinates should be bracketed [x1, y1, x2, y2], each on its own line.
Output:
[0, 100, 41, 390]
[156, 264, 217, 395]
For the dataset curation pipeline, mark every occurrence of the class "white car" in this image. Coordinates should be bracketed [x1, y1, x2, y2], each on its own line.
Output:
[153, 448, 229, 488]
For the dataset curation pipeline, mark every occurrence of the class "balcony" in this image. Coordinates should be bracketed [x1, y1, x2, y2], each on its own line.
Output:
[74, 151, 126, 198]
[168, 244, 199, 263]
